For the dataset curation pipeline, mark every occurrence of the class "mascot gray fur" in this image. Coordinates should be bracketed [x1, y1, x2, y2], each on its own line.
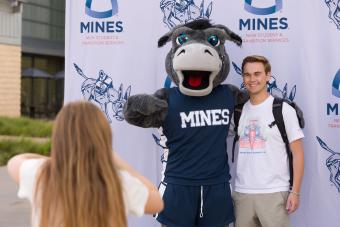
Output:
[124, 19, 247, 226]
[124, 19, 248, 128]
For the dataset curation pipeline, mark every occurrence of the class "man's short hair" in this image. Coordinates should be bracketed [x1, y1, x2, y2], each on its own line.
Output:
[241, 55, 271, 74]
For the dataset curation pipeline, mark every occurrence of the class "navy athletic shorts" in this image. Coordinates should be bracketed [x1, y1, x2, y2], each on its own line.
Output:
[156, 182, 235, 227]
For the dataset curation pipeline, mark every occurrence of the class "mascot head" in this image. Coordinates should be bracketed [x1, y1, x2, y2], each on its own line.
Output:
[158, 19, 242, 96]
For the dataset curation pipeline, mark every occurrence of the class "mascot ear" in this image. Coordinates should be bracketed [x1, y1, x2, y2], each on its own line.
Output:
[215, 25, 242, 46]
[158, 30, 173, 47]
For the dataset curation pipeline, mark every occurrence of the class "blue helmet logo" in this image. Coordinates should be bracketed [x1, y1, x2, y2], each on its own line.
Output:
[85, 0, 118, 18]
[332, 69, 340, 98]
[244, 0, 282, 15]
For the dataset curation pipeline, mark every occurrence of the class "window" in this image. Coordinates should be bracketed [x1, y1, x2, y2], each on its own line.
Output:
[21, 54, 64, 118]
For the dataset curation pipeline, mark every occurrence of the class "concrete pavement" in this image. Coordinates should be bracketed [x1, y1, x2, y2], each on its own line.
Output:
[0, 167, 30, 227]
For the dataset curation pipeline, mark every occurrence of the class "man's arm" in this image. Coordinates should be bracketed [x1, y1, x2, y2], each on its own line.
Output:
[286, 139, 304, 214]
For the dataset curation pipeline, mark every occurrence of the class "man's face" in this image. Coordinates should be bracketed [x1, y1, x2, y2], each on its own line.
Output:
[242, 62, 270, 96]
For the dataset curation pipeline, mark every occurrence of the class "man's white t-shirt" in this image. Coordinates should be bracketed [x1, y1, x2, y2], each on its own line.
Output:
[234, 95, 304, 193]
[18, 159, 149, 227]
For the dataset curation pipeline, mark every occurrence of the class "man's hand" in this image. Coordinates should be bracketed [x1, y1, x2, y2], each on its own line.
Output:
[286, 192, 300, 214]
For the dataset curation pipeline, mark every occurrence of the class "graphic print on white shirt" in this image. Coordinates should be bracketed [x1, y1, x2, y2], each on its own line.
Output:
[239, 119, 266, 152]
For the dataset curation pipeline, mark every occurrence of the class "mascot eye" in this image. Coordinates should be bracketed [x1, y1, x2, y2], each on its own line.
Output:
[176, 34, 189, 45]
[207, 35, 220, 46]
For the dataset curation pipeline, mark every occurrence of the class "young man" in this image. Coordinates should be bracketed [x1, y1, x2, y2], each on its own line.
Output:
[232, 55, 304, 227]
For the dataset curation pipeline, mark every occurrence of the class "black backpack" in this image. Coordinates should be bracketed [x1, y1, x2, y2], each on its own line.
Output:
[231, 97, 304, 188]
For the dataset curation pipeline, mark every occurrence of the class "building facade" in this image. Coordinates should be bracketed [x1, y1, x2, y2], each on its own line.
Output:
[21, 0, 65, 118]
[0, 0, 65, 118]
[0, 0, 22, 117]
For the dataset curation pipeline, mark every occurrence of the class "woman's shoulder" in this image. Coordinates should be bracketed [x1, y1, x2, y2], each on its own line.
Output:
[20, 159, 46, 180]
[18, 159, 47, 201]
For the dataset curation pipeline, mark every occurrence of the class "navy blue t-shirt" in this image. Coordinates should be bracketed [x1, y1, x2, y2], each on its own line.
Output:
[162, 85, 235, 185]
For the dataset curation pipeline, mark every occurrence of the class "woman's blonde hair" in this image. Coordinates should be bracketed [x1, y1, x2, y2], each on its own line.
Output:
[36, 101, 126, 227]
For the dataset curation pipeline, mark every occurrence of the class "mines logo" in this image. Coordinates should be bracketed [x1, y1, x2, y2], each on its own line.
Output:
[80, 0, 124, 45]
[239, 0, 289, 43]
[326, 69, 340, 128]
[85, 0, 118, 18]
[244, 0, 282, 15]
[332, 69, 340, 98]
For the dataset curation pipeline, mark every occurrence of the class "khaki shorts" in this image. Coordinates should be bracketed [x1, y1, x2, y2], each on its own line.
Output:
[232, 191, 290, 227]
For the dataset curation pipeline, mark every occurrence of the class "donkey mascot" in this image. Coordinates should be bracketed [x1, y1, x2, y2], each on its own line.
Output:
[123, 19, 248, 226]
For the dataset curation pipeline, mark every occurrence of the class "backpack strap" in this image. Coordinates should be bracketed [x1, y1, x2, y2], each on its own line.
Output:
[232, 102, 245, 163]
[272, 97, 293, 188]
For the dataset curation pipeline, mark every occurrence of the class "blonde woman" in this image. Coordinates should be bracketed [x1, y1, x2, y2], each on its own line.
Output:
[7, 101, 163, 227]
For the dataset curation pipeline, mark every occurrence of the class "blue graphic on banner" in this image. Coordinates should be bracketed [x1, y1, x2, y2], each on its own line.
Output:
[332, 69, 340, 98]
[164, 75, 173, 88]
[160, 0, 213, 28]
[239, 0, 288, 31]
[316, 136, 340, 192]
[73, 63, 131, 122]
[232, 62, 296, 101]
[244, 0, 282, 15]
[325, 0, 340, 29]
[85, 0, 118, 18]
[152, 133, 169, 164]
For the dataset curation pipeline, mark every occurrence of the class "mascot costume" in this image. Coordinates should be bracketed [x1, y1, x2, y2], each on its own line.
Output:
[124, 19, 247, 227]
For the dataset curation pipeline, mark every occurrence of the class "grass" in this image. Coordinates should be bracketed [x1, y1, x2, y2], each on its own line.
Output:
[0, 116, 52, 137]
[0, 139, 50, 166]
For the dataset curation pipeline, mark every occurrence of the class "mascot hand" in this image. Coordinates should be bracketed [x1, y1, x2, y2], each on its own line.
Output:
[123, 94, 168, 128]
[227, 84, 249, 105]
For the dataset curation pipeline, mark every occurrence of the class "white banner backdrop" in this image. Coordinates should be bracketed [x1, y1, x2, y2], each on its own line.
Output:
[65, 1, 340, 226]
[65, 1, 161, 226]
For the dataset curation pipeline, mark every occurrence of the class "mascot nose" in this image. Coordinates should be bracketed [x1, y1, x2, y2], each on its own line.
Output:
[173, 43, 221, 71]
[175, 43, 218, 58]
[204, 49, 213, 56]
[177, 48, 212, 56]
[177, 49, 186, 56]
